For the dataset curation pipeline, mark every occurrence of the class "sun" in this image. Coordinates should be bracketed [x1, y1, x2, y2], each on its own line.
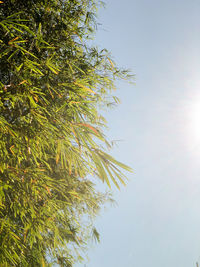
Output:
[187, 98, 200, 147]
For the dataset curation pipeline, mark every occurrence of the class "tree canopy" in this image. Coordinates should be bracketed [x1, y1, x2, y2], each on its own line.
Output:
[0, 0, 132, 266]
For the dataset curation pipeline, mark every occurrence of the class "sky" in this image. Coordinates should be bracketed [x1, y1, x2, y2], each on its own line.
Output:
[77, 0, 200, 266]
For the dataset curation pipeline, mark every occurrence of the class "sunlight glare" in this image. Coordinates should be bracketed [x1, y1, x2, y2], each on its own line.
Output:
[187, 97, 200, 147]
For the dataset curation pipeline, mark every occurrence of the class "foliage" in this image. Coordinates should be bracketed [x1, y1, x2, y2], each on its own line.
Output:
[0, 0, 132, 265]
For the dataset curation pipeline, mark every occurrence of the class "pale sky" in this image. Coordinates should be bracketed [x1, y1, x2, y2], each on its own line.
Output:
[77, 0, 200, 266]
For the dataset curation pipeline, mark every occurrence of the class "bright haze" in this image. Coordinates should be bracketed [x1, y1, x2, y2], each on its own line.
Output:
[77, 0, 200, 266]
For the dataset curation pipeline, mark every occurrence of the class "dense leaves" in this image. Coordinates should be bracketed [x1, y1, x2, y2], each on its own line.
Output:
[0, 0, 132, 265]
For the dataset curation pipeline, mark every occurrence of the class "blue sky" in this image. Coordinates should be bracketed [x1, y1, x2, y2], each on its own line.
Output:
[77, 0, 200, 266]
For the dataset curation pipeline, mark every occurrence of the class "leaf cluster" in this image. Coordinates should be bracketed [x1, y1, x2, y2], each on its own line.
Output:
[0, 0, 132, 265]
